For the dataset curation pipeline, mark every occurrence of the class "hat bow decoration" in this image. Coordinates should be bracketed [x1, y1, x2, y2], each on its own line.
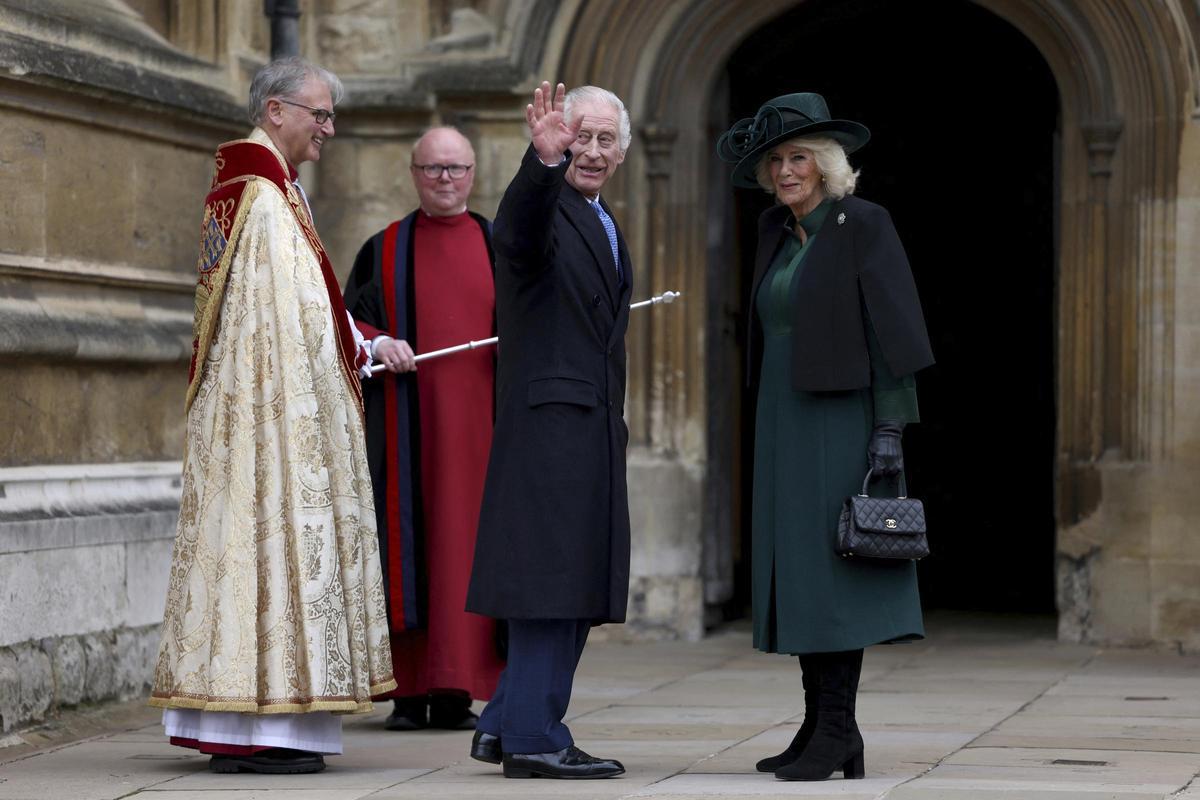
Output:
[715, 92, 870, 189]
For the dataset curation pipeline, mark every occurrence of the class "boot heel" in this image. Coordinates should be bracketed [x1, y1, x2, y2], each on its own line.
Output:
[843, 752, 865, 779]
[502, 764, 538, 779]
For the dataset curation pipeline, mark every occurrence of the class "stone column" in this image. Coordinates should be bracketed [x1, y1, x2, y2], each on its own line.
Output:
[1059, 119, 1122, 526]
[622, 122, 703, 640]
[639, 124, 680, 450]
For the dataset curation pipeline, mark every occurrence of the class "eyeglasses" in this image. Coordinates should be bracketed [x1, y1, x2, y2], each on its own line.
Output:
[412, 163, 474, 179]
[279, 99, 336, 125]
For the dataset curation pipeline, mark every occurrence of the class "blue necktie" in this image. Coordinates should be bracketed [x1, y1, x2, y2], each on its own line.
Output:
[589, 199, 621, 279]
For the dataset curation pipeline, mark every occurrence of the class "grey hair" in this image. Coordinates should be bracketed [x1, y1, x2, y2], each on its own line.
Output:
[563, 85, 632, 153]
[248, 57, 345, 125]
[754, 136, 859, 199]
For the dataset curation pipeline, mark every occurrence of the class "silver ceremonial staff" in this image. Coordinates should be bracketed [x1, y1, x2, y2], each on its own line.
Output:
[368, 290, 681, 374]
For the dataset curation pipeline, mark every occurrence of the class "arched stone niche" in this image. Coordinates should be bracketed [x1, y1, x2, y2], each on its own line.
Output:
[542, 0, 1200, 645]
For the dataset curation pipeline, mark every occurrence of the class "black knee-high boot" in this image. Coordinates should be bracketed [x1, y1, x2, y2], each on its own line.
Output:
[774, 649, 865, 781]
[755, 655, 817, 772]
[847, 648, 863, 756]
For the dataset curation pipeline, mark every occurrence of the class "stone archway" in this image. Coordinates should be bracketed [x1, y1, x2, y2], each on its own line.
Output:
[546, 0, 1197, 643]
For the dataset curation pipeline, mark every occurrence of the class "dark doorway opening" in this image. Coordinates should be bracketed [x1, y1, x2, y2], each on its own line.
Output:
[711, 0, 1059, 617]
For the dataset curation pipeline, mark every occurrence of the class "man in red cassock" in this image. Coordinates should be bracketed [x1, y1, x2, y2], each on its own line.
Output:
[344, 126, 503, 732]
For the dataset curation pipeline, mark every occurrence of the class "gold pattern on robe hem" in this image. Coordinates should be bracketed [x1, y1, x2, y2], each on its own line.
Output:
[152, 130, 395, 714]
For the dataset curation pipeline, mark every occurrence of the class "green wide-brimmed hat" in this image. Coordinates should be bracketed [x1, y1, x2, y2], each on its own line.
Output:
[717, 92, 870, 189]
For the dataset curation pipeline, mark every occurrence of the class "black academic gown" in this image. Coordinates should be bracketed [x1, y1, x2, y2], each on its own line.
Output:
[344, 211, 494, 630]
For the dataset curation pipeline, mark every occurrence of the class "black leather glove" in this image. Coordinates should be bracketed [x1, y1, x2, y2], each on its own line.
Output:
[867, 420, 905, 476]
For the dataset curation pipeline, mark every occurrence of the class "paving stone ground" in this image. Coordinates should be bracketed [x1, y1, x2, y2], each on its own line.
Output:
[3, 612, 1200, 799]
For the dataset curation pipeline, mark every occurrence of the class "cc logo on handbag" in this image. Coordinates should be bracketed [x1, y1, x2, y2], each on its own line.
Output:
[884, 518, 898, 529]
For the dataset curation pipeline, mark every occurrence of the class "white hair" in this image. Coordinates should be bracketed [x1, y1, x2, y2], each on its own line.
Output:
[563, 85, 632, 153]
[248, 57, 344, 125]
[754, 135, 859, 199]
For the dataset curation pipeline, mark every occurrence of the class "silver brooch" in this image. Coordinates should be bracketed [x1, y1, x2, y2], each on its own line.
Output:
[837, 212, 846, 225]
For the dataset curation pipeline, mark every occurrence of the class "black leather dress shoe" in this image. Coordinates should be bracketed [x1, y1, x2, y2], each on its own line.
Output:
[502, 745, 624, 779]
[384, 696, 428, 731]
[470, 730, 502, 764]
[429, 691, 478, 730]
[209, 748, 325, 774]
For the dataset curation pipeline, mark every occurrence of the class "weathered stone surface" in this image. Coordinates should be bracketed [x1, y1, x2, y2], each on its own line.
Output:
[316, 135, 424, 279]
[0, 17, 243, 122]
[112, 628, 156, 700]
[0, 120, 47, 256]
[47, 635, 85, 706]
[0, 364, 187, 466]
[0, 547, 125, 645]
[0, 646, 19, 732]
[44, 126, 138, 267]
[1173, 350, 1200, 464]
[1151, 465, 1200, 563]
[625, 575, 704, 642]
[0, 284, 192, 364]
[0, 624, 160, 733]
[628, 451, 702, 578]
[1090, 556, 1153, 647]
[1151, 561, 1200, 652]
[1057, 547, 1098, 643]
[14, 646, 52, 725]
[129, 144, 214, 273]
[124, 538, 173, 628]
[1172, 125, 1200, 465]
[354, 140, 415, 203]
[0, 510, 177, 554]
[622, 451, 705, 639]
[316, 1, 426, 75]
[82, 633, 117, 701]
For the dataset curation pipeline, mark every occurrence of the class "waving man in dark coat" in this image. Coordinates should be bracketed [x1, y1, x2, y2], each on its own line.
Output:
[465, 81, 633, 780]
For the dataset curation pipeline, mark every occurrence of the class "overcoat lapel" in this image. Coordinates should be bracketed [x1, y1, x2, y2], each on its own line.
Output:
[610, 206, 633, 348]
[560, 188, 621, 309]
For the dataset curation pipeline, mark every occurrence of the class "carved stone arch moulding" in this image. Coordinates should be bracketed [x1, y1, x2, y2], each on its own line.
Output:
[550, 0, 1192, 505]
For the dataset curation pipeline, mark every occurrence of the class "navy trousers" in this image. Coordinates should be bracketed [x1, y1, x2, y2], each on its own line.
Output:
[476, 618, 591, 753]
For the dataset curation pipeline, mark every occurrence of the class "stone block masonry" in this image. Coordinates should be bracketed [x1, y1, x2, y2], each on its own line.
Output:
[0, 463, 179, 732]
[0, 625, 160, 734]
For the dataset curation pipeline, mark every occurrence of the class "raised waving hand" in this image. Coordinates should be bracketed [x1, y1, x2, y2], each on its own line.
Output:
[527, 81, 582, 165]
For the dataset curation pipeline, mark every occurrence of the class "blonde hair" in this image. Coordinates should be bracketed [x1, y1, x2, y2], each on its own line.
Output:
[754, 136, 859, 199]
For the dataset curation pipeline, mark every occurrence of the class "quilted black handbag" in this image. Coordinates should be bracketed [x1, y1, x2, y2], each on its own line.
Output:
[836, 470, 929, 560]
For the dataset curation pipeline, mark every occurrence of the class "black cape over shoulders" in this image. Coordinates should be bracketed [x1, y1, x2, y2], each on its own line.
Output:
[749, 194, 934, 391]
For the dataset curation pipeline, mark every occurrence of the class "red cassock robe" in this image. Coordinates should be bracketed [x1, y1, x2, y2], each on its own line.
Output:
[345, 210, 503, 700]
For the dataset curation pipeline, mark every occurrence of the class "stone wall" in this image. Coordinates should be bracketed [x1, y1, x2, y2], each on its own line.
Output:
[0, 463, 179, 731]
[0, 0, 576, 737]
[0, 0, 249, 732]
[1056, 108, 1200, 654]
[6, 0, 1197, 740]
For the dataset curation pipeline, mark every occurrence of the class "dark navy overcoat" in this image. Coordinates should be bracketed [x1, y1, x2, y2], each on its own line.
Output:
[466, 147, 633, 623]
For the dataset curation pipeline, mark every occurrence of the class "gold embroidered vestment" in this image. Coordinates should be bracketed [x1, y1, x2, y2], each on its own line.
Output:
[151, 129, 395, 714]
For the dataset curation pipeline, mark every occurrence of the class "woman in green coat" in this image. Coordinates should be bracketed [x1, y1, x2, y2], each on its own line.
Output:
[717, 94, 934, 782]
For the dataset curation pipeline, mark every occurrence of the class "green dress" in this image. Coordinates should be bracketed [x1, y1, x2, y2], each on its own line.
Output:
[752, 199, 924, 655]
